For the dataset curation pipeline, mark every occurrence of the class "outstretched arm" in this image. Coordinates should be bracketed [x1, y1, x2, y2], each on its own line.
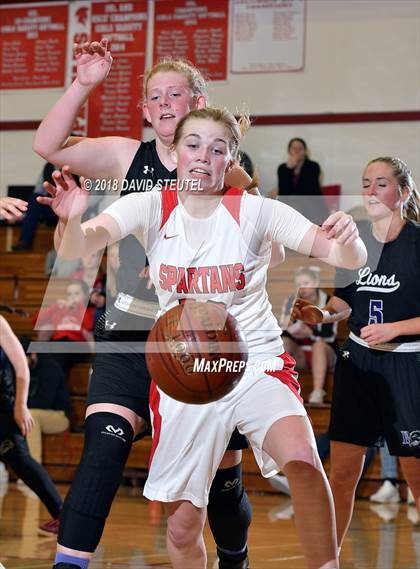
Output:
[291, 296, 352, 325]
[299, 211, 367, 270]
[267, 200, 367, 270]
[295, 211, 367, 270]
[38, 167, 122, 259]
[32, 39, 137, 181]
[0, 196, 27, 220]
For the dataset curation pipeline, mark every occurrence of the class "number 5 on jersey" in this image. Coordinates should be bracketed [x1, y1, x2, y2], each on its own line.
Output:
[368, 299, 384, 325]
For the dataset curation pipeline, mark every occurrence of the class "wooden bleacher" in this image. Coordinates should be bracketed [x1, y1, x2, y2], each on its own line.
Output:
[0, 223, 403, 498]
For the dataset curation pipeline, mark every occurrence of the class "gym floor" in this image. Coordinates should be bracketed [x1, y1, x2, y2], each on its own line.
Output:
[1, 482, 419, 568]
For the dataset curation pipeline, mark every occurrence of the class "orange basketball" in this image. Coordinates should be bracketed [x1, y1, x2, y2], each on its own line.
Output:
[145, 301, 248, 404]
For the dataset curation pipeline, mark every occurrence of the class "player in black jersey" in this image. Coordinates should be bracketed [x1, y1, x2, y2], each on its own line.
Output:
[294, 156, 420, 548]
[34, 41, 254, 569]
[0, 315, 63, 534]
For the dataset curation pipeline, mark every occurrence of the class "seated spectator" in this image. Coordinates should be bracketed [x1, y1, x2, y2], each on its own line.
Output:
[18, 337, 71, 464]
[279, 265, 337, 404]
[70, 251, 105, 292]
[12, 162, 58, 251]
[34, 280, 95, 377]
[0, 315, 62, 535]
[269, 137, 328, 224]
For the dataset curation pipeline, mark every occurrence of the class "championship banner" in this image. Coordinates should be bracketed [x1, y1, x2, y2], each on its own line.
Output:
[231, 0, 306, 73]
[153, 0, 229, 81]
[0, 2, 68, 89]
[87, 0, 148, 139]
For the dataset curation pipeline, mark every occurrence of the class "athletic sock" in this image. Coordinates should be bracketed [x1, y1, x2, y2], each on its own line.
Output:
[217, 544, 248, 563]
[54, 552, 89, 569]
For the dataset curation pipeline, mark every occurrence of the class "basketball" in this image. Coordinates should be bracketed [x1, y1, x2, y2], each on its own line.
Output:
[145, 301, 248, 404]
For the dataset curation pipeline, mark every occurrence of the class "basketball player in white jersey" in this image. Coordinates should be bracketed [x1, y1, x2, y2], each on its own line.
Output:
[34, 40, 258, 569]
[42, 107, 367, 569]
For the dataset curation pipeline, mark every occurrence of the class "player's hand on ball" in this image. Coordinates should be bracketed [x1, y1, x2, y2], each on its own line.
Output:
[321, 211, 359, 245]
[360, 322, 399, 345]
[291, 298, 324, 324]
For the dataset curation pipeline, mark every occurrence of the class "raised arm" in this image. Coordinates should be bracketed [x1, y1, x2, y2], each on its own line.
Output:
[0, 316, 34, 436]
[267, 200, 367, 270]
[296, 211, 367, 270]
[38, 167, 122, 259]
[32, 39, 137, 181]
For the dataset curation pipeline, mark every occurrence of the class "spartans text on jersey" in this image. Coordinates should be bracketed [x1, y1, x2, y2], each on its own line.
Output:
[159, 263, 245, 293]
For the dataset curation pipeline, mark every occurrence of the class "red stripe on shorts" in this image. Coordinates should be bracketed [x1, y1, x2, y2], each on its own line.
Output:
[265, 352, 303, 403]
[148, 380, 162, 467]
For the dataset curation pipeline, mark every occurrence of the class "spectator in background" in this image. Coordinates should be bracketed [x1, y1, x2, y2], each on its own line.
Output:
[35, 279, 95, 378]
[270, 138, 328, 224]
[0, 315, 62, 535]
[12, 162, 58, 251]
[279, 265, 338, 404]
[18, 337, 71, 465]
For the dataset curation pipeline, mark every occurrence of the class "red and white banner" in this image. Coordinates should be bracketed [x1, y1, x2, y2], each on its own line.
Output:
[231, 0, 306, 73]
[154, 0, 229, 81]
[0, 2, 68, 89]
[87, 0, 148, 139]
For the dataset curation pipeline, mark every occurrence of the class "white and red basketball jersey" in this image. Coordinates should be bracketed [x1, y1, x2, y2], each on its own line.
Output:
[105, 186, 312, 356]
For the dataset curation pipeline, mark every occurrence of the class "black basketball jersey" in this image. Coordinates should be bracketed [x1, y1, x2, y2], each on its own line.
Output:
[119, 140, 177, 296]
[96, 140, 176, 339]
[335, 220, 420, 343]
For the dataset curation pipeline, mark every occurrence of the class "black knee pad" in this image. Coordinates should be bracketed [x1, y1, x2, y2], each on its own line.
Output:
[59, 412, 133, 551]
[66, 412, 133, 517]
[208, 464, 252, 553]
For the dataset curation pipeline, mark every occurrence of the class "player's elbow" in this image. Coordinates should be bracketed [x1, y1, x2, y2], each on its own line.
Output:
[32, 135, 51, 161]
[32, 132, 59, 162]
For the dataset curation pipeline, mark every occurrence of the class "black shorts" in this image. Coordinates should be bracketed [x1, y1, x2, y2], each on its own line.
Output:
[87, 309, 248, 450]
[86, 351, 152, 432]
[328, 339, 420, 457]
